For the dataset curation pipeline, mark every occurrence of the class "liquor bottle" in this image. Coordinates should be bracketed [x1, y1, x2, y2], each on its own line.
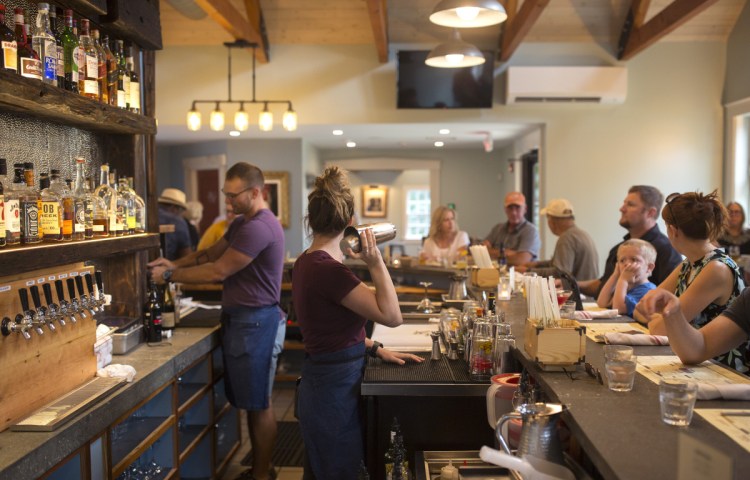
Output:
[20, 162, 41, 244]
[126, 43, 140, 113]
[91, 29, 106, 103]
[384, 418, 399, 479]
[115, 39, 128, 109]
[161, 283, 175, 330]
[109, 170, 124, 236]
[39, 172, 62, 242]
[72, 157, 91, 240]
[93, 164, 116, 235]
[49, 169, 73, 241]
[15, 9, 41, 80]
[32, 3, 56, 85]
[60, 9, 78, 93]
[143, 280, 163, 343]
[77, 19, 98, 100]
[127, 177, 146, 233]
[4, 163, 21, 245]
[89, 177, 108, 237]
[117, 175, 135, 235]
[0, 4, 17, 73]
[103, 35, 116, 106]
[49, 7, 64, 88]
[0, 159, 6, 248]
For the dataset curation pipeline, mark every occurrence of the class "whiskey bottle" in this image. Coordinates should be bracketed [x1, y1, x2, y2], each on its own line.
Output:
[49, 169, 73, 241]
[117, 175, 135, 235]
[161, 283, 175, 330]
[61, 9, 78, 92]
[126, 43, 140, 113]
[93, 164, 116, 235]
[77, 19, 98, 100]
[91, 29, 106, 103]
[109, 171, 124, 236]
[39, 172, 62, 242]
[126, 177, 146, 233]
[15, 9, 41, 80]
[143, 280, 163, 343]
[49, 7, 64, 89]
[20, 162, 41, 244]
[32, 3, 56, 85]
[72, 157, 91, 240]
[115, 40, 128, 109]
[90, 177, 108, 237]
[0, 159, 6, 248]
[0, 4, 17, 73]
[103, 35, 116, 106]
[4, 163, 21, 245]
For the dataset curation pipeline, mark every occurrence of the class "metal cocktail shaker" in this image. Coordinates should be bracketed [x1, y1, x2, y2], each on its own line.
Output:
[339, 222, 397, 253]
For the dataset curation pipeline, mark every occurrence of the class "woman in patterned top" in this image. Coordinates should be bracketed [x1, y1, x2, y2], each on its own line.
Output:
[637, 190, 747, 372]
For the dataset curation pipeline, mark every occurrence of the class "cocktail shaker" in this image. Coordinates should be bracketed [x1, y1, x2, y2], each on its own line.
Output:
[339, 222, 397, 253]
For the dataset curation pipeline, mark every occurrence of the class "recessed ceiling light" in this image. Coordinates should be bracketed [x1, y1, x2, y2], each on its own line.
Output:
[434, 141, 445, 147]
[333, 129, 344, 136]
[229, 130, 240, 137]
[439, 129, 450, 135]
[346, 141, 357, 148]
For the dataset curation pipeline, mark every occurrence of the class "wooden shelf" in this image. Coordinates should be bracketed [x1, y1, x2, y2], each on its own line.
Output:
[0, 234, 160, 275]
[0, 69, 157, 135]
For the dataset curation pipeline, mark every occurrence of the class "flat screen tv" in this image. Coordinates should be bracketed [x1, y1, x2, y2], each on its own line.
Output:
[397, 50, 495, 109]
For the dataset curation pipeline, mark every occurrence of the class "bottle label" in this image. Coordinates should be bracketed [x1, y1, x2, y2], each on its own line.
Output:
[74, 202, 85, 232]
[117, 90, 126, 109]
[130, 81, 140, 109]
[2, 40, 17, 71]
[21, 201, 39, 239]
[127, 213, 136, 230]
[162, 311, 175, 328]
[93, 223, 104, 232]
[4, 199, 20, 233]
[85, 54, 97, 80]
[73, 46, 82, 82]
[43, 39, 56, 81]
[20, 57, 42, 80]
[83, 79, 98, 95]
[40, 201, 61, 235]
[56, 45, 64, 78]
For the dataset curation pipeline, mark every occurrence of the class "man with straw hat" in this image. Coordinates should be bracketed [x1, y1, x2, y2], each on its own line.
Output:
[158, 187, 192, 260]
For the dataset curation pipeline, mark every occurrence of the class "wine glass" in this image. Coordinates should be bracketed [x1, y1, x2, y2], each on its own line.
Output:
[416, 281, 437, 314]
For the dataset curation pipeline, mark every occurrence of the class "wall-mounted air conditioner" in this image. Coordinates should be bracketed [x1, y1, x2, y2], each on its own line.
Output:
[505, 66, 627, 104]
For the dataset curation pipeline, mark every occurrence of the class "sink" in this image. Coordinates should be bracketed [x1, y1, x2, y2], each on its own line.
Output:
[416, 450, 511, 480]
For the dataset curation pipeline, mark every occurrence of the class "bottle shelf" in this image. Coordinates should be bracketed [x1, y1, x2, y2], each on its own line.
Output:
[0, 233, 160, 275]
[0, 69, 156, 135]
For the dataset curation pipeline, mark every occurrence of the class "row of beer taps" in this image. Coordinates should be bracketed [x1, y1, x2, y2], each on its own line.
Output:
[1, 271, 106, 340]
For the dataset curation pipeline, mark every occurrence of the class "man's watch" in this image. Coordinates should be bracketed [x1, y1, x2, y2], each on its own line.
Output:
[162, 269, 173, 282]
[368, 341, 383, 358]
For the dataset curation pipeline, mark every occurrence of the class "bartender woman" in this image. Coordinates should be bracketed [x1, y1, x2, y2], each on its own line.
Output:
[292, 166, 422, 479]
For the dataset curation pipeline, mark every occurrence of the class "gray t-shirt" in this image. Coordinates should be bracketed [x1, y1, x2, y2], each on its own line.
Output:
[484, 220, 541, 261]
[532, 225, 600, 280]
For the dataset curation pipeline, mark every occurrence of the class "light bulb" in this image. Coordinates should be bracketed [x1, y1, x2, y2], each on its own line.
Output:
[210, 109, 225, 131]
[234, 108, 249, 132]
[259, 107, 273, 132]
[186, 109, 201, 131]
[283, 109, 297, 131]
[445, 54, 465, 65]
[456, 7, 480, 20]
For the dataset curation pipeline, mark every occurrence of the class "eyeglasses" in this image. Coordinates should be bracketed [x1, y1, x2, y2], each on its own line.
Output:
[665, 192, 681, 228]
[221, 186, 253, 200]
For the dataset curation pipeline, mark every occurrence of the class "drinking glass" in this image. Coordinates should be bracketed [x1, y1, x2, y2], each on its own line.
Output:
[604, 358, 637, 392]
[416, 281, 437, 314]
[603, 345, 633, 362]
[659, 380, 698, 426]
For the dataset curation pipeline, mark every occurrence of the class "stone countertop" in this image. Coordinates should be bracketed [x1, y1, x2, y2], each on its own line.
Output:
[0, 326, 220, 480]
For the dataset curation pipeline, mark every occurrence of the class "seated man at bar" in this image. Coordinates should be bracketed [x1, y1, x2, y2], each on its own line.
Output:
[578, 185, 681, 297]
[518, 198, 599, 280]
[157, 188, 192, 260]
[482, 191, 540, 266]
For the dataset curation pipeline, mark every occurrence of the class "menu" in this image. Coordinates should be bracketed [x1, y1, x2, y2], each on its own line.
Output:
[584, 322, 649, 343]
[636, 355, 750, 385]
[694, 409, 750, 454]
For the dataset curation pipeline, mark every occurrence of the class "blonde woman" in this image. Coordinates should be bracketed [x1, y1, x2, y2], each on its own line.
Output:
[419, 206, 470, 265]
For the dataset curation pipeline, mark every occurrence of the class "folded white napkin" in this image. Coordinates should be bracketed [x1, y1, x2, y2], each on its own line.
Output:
[96, 364, 137, 382]
[603, 332, 669, 345]
[574, 309, 619, 320]
[696, 383, 750, 400]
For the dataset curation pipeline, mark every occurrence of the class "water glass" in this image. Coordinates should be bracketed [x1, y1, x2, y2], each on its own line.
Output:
[604, 358, 637, 392]
[659, 380, 698, 426]
[603, 345, 633, 361]
[559, 301, 576, 319]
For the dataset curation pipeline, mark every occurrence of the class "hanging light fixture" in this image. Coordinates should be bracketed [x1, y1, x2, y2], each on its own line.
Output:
[426, 29, 486, 68]
[429, 0, 507, 28]
[186, 40, 298, 133]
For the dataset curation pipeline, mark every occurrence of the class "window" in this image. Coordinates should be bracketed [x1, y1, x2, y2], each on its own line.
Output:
[404, 187, 431, 240]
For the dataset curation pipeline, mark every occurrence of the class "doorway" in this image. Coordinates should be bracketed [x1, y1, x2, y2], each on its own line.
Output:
[182, 154, 227, 231]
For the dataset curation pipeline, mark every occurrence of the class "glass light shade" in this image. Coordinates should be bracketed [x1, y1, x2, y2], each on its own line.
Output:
[210, 109, 225, 131]
[429, 0, 507, 28]
[259, 108, 273, 132]
[234, 109, 250, 131]
[186, 109, 202, 131]
[425, 30, 486, 68]
[283, 109, 298, 131]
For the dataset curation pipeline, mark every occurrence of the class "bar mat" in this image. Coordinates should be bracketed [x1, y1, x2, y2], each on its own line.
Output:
[364, 352, 478, 383]
[241, 421, 305, 467]
[177, 305, 221, 328]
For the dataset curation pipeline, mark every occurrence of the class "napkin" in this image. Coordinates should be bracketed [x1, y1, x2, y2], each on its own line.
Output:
[696, 383, 750, 400]
[97, 364, 137, 382]
[603, 332, 669, 345]
[574, 309, 619, 320]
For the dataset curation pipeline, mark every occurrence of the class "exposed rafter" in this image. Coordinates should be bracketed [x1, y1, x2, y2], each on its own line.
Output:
[618, 0, 720, 61]
[498, 0, 550, 63]
[365, 0, 389, 63]
[194, 0, 269, 63]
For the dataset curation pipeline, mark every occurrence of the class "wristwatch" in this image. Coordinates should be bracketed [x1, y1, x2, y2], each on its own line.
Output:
[162, 269, 173, 282]
[368, 341, 383, 358]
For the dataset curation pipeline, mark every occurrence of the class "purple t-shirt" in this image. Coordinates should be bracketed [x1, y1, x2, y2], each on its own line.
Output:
[292, 250, 366, 355]
[221, 209, 285, 308]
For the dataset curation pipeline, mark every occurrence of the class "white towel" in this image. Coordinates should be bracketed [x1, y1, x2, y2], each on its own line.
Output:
[696, 383, 750, 400]
[574, 309, 619, 320]
[96, 364, 137, 382]
[603, 332, 669, 346]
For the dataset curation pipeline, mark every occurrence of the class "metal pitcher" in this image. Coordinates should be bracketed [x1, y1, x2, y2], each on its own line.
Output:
[447, 273, 468, 300]
[340, 222, 397, 253]
[495, 402, 565, 465]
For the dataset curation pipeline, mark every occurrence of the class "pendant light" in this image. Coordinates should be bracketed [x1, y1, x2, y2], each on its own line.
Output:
[425, 29, 486, 68]
[429, 0, 507, 28]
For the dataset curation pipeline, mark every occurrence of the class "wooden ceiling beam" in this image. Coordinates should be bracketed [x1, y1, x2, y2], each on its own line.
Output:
[618, 0, 720, 61]
[501, 0, 518, 24]
[365, 0, 389, 63]
[194, 0, 269, 63]
[498, 0, 550, 63]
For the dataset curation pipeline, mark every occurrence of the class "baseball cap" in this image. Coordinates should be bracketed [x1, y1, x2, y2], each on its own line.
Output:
[504, 192, 526, 207]
[541, 198, 574, 218]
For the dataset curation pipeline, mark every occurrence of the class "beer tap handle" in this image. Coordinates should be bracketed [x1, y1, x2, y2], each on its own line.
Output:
[18, 288, 30, 312]
[55, 280, 66, 303]
[30, 285, 42, 310]
[66, 278, 77, 302]
[75, 275, 85, 297]
[43, 283, 54, 305]
[85, 274, 95, 296]
[1, 317, 11, 337]
[95, 271, 103, 293]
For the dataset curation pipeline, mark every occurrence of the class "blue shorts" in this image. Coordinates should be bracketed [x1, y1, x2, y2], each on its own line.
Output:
[221, 305, 285, 411]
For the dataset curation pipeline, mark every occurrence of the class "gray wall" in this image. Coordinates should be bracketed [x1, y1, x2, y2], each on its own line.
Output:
[724, 0, 750, 104]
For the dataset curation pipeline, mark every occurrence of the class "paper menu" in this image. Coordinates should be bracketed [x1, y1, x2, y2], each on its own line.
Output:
[695, 409, 750, 454]
[636, 355, 750, 386]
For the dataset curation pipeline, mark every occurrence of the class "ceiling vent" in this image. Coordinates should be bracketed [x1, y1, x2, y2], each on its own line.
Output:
[506, 66, 627, 105]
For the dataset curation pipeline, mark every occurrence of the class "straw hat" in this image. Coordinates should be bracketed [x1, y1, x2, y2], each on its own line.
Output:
[158, 188, 187, 209]
[541, 198, 575, 218]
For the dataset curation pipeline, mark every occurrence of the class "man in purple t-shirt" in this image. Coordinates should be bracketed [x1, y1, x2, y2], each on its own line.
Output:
[149, 162, 285, 480]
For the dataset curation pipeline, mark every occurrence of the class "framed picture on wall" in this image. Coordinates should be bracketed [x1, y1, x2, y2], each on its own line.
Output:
[362, 185, 388, 218]
[264, 171, 290, 228]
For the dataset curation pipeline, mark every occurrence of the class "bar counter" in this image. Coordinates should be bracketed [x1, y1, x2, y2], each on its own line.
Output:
[0, 326, 221, 479]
